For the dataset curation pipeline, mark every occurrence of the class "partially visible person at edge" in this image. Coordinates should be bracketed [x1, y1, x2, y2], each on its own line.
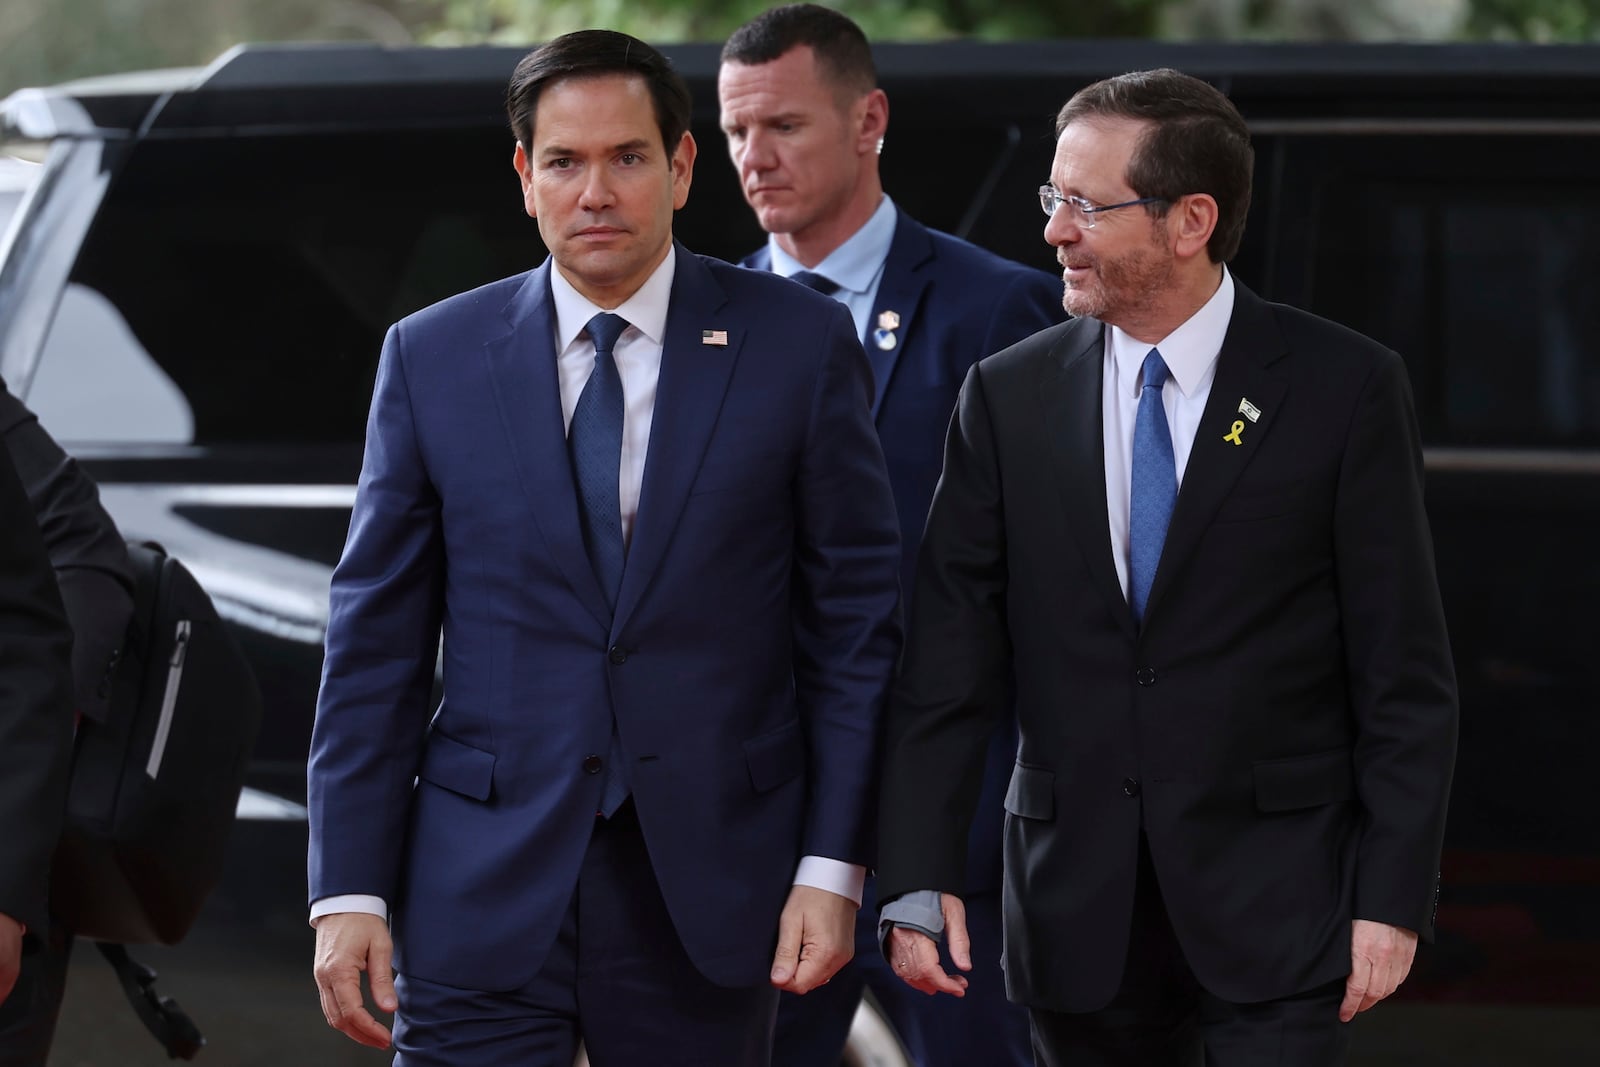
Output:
[717, 6, 1061, 1065]
[877, 68, 1458, 1067]
[0, 381, 134, 1067]
[0, 435, 77, 1066]
[306, 28, 901, 1067]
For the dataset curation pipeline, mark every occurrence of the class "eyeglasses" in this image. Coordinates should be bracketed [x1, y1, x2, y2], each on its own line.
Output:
[1038, 186, 1167, 228]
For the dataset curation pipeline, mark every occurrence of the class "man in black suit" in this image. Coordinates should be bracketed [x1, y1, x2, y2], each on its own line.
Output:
[0, 381, 134, 1065]
[0, 439, 75, 1050]
[877, 69, 1458, 1066]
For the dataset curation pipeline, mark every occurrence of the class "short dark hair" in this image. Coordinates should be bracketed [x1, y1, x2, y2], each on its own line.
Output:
[721, 3, 876, 98]
[1055, 68, 1253, 263]
[506, 30, 692, 158]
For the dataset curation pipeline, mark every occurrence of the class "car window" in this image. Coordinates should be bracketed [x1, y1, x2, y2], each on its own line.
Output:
[1275, 133, 1600, 448]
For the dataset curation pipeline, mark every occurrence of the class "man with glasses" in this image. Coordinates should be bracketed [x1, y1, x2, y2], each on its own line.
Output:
[718, 6, 1061, 1066]
[878, 68, 1458, 1066]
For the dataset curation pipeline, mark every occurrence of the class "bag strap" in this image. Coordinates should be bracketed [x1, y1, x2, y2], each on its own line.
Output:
[95, 941, 207, 1060]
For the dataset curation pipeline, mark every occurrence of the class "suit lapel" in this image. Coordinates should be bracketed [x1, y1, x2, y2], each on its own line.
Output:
[1039, 319, 1136, 639]
[866, 209, 933, 419]
[1143, 284, 1289, 624]
[482, 262, 613, 632]
[613, 245, 740, 627]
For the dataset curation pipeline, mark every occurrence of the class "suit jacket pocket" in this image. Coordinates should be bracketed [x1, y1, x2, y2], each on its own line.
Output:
[417, 731, 496, 802]
[744, 719, 804, 793]
[1253, 748, 1353, 813]
[1004, 764, 1055, 821]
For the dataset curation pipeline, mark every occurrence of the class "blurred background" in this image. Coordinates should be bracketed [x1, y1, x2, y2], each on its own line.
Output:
[3, 0, 1600, 98]
[4, 2, 1600, 1066]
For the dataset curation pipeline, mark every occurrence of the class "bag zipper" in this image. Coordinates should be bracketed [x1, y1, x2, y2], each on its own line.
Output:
[145, 619, 191, 778]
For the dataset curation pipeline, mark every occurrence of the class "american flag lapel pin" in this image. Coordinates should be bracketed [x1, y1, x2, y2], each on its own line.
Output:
[702, 329, 728, 346]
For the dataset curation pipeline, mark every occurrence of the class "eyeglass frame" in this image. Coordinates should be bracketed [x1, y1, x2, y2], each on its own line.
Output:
[1038, 185, 1169, 227]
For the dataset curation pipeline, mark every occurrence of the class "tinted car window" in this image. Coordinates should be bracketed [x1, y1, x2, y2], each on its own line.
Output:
[1279, 133, 1600, 447]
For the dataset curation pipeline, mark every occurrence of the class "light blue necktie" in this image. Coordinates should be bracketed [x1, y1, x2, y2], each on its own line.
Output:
[1129, 348, 1176, 626]
[569, 312, 630, 815]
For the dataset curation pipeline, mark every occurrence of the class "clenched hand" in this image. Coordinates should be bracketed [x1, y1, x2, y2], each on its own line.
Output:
[1341, 919, 1417, 1022]
[770, 885, 856, 994]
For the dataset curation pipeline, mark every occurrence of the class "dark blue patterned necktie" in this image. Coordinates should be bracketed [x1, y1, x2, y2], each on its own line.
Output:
[569, 312, 631, 817]
[789, 270, 840, 296]
[570, 313, 628, 613]
[1129, 348, 1176, 625]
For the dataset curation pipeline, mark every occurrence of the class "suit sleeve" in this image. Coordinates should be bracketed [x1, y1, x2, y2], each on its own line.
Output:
[877, 364, 1013, 901]
[0, 382, 135, 723]
[0, 440, 75, 937]
[790, 303, 904, 867]
[1334, 351, 1458, 940]
[307, 323, 444, 908]
[980, 269, 1065, 356]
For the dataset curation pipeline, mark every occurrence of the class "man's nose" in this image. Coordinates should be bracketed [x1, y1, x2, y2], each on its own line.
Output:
[579, 167, 616, 210]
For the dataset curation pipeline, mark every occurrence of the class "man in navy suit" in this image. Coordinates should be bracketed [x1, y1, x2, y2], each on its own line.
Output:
[306, 30, 902, 1067]
[718, 7, 1062, 1065]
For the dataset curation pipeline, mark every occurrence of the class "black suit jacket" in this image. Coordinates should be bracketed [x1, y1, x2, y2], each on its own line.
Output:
[878, 281, 1458, 1011]
[0, 440, 75, 940]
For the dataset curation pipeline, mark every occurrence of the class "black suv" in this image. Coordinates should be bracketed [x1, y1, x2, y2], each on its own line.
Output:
[3, 41, 1597, 1065]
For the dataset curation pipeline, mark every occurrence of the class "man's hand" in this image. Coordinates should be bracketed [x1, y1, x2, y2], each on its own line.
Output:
[0, 913, 23, 1007]
[886, 893, 970, 997]
[770, 885, 856, 994]
[313, 912, 397, 1048]
[1341, 919, 1418, 1022]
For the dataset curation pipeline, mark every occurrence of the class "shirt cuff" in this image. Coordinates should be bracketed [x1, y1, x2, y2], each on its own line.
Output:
[877, 889, 944, 954]
[308, 894, 388, 928]
[792, 856, 866, 906]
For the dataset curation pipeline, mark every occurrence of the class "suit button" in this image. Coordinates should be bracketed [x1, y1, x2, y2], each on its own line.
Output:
[1123, 777, 1141, 797]
[608, 646, 627, 665]
[1135, 666, 1156, 687]
[583, 755, 602, 774]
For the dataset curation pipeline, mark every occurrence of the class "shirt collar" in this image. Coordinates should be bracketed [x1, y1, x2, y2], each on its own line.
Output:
[549, 245, 677, 350]
[767, 194, 898, 295]
[1109, 267, 1235, 399]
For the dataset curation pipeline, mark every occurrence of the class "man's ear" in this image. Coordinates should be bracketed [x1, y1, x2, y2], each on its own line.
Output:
[513, 141, 536, 218]
[857, 88, 889, 156]
[1169, 193, 1219, 261]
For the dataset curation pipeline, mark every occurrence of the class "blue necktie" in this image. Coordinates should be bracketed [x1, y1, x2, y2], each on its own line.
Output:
[788, 270, 840, 296]
[1129, 348, 1176, 625]
[570, 312, 630, 816]
[570, 313, 628, 612]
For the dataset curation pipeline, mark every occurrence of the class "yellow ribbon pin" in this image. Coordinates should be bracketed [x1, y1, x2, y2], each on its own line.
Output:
[1224, 420, 1245, 446]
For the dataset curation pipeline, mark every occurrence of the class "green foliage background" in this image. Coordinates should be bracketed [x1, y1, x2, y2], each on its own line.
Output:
[2, 0, 1597, 97]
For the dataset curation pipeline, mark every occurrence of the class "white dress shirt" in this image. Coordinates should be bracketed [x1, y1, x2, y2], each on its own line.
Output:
[1103, 268, 1235, 601]
[312, 251, 863, 926]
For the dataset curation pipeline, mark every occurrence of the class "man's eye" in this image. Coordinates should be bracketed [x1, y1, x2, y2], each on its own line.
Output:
[619, 153, 642, 165]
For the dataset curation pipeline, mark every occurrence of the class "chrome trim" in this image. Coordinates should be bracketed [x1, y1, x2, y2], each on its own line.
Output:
[1250, 119, 1600, 136]
[1424, 448, 1600, 475]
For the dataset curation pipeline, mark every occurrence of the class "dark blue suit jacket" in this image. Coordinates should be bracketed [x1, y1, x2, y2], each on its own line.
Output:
[308, 245, 902, 992]
[745, 207, 1064, 893]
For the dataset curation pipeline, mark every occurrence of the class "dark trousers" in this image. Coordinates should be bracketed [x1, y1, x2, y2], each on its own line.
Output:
[1029, 838, 1350, 1067]
[0, 921, 71, 1067]
[772, 879, 1031, 1067]
[392, 800, 778, 1067]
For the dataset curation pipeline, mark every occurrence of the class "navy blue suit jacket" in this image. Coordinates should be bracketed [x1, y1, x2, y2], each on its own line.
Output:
[308, 245, 902, 992]
[745, 208, 1064, 892]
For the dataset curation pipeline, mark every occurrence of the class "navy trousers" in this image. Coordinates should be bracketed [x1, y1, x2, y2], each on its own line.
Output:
[393, 801, 778, 1067]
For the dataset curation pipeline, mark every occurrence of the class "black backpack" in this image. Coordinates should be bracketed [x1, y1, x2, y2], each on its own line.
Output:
[51, 540, 263, 945]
